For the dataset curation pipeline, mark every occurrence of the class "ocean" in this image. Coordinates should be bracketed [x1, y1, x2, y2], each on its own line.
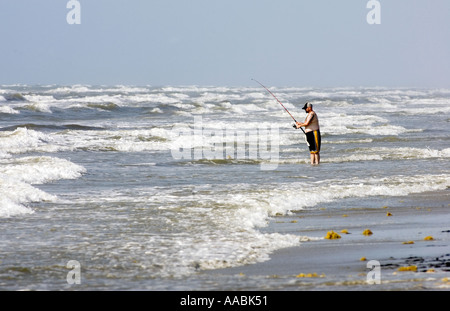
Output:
[0, 84, 449, 290]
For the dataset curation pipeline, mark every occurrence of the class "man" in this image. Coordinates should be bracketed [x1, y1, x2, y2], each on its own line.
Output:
[295, 102, 321, 165]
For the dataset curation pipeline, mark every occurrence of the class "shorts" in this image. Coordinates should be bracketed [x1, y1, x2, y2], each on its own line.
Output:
[306, 130, 321, 154]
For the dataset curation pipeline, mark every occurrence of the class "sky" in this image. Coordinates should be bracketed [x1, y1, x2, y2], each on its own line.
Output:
[0, 0, 449, 87]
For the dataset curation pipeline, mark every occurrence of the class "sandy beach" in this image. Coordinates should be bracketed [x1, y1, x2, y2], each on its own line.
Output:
[208, 190, 450, 290]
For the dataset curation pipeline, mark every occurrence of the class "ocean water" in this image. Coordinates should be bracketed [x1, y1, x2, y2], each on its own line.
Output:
[0, 85, 449, 290]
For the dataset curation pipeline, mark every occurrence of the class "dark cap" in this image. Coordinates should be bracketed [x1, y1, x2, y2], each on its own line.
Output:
[302, 102, 313, 110]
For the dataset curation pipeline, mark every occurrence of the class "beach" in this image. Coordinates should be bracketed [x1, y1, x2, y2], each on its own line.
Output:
[0, 85, 449, 291]
[2, 0, 450, 296]
[208, 190, 450, 290]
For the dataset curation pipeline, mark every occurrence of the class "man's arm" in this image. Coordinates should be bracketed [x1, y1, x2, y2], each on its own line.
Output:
[296, 112, 314, 128]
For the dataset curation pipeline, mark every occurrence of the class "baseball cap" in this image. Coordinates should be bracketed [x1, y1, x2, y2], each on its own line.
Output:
[302, 102, 313, 110]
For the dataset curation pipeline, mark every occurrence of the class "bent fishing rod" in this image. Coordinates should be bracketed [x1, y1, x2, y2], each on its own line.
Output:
[252, 79, 306, 135]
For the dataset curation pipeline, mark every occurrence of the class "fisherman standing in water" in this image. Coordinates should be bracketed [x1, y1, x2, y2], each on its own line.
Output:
[295, 102, 321, 165]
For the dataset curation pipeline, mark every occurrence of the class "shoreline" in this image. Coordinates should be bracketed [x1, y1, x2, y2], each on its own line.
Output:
[206, 190, 450, 290]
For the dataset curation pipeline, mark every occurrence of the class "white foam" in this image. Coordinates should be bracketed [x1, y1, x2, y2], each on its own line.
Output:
[76, 185, 302, 276]
[325, 147, 450, 163]
[63, 170, 449, 277]
[23, 94, 56, 103]
[380, 147, 450, 159]
[190, 174, 450, 235]
[57, 128, 173, 152]
[229, 103, 268, 114]
[263, 174, 450, 213]
[0, 176, 56, 218]
[320, 112, 412, 136]
[0, 196, 35, 218]
[139, 173, 450, 274]
[0, 155, 86, 218]
[0, 128, 66, 155]
[45, 85, 93, 94]
[24, 103, 53, 113]
[0, 105, 19, 114]
[326, 138, 374, 144]
[149, 107, 163, 114]
[0, 127, 174, 155]
[0, 156, 86, 184]
[43, 85, 150, 95]
[396, 101, 450, 115]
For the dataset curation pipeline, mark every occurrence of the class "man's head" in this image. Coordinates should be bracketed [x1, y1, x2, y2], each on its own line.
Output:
[302, 102, 313, 113]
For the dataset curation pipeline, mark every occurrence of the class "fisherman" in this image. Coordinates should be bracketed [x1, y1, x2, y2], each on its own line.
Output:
[295, 102, 321, 165]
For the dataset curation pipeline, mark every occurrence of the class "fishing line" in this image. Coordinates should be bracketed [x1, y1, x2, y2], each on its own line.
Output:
[252, 79, 309, 146]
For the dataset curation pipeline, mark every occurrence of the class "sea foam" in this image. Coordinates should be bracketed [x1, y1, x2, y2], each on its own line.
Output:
[0, 156, 86, 218]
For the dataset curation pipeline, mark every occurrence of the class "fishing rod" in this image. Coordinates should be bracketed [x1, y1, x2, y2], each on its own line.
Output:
[252, 79, 307, 135]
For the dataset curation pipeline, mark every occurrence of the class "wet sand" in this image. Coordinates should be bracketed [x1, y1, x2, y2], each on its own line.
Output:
[208, 190, 450, 290]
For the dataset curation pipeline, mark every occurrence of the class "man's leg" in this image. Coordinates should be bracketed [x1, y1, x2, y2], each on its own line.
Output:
[315, 153, 320, 165]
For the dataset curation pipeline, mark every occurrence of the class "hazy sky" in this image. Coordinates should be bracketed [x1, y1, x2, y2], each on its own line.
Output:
[1, 0, 449, 87]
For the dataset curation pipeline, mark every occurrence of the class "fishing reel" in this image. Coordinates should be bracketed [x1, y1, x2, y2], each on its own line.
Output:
[293, 124, 298, 129]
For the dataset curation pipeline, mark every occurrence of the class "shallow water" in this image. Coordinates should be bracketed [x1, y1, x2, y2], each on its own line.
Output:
[0, 85, 448, 290]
